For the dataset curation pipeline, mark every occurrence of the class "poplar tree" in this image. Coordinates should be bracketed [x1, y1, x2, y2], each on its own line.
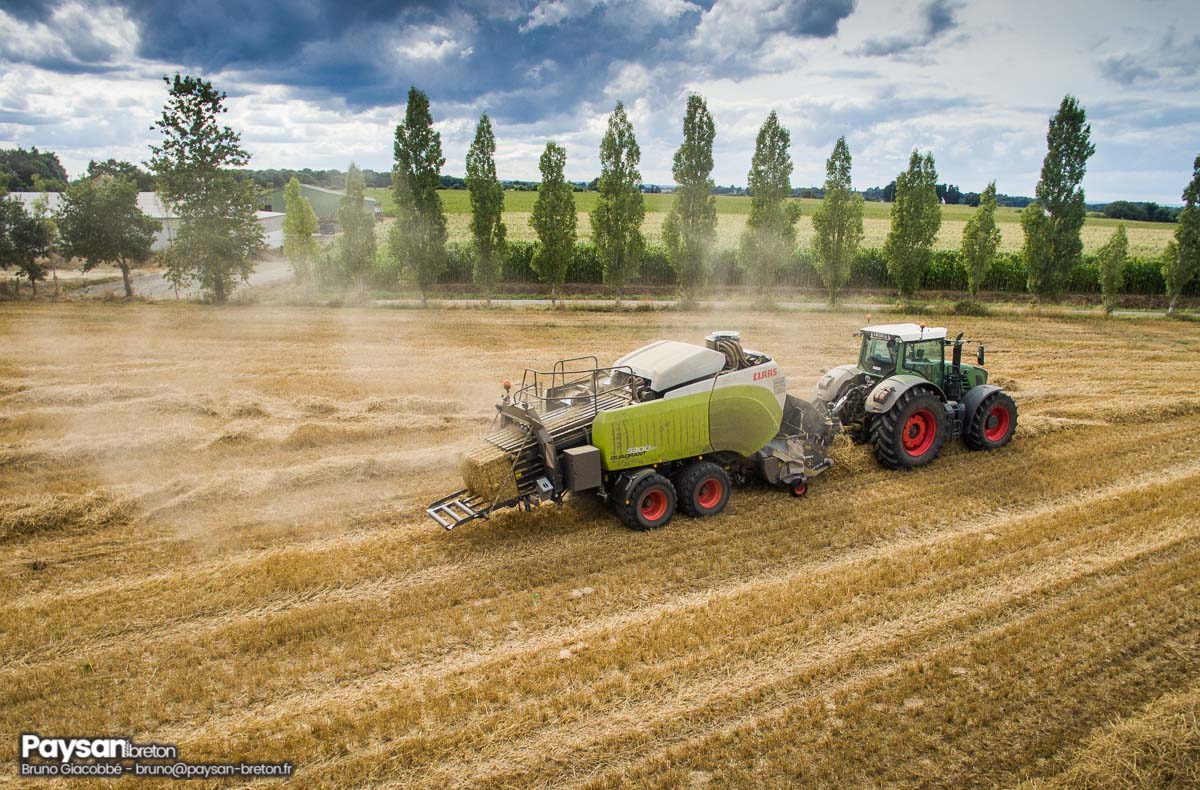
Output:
[1023, 95, 1095, 300]
[591, 102, 645, 305]
[390, 86, 447, 306]
[1096, 224, 1127, 315]
[884, 150, 941, 299]
[338, 163, 376, 295]
[282, 177, 318, 284]
[466, 113, 506, 305]
[662, 94, 717, 308]
[740, 111, 800, 300]
[149, 74, 262, 304]
[1168, 154, 1200, 313]
[530, 142, 576, 305]
[811, 136, 864, 304]
[961, 181, 1001, 300]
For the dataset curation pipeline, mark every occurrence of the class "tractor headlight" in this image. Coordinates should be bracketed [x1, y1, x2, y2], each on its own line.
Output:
[872, 386, 893, 403]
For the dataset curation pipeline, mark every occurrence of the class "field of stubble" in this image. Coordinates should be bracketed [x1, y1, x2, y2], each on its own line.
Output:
[1, 303, 1198, 788]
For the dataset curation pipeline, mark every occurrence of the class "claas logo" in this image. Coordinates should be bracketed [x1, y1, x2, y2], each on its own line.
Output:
[752, 369, 777, 381]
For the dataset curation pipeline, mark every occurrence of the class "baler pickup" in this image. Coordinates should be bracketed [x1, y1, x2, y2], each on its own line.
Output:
[426, 490, 506, 530]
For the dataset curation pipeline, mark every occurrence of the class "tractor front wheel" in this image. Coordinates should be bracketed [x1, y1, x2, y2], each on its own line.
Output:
[870, 389, 948, 470]
[616, 473, 677, 530]
[674, 461, 731, 517]
[965, 391, 1018, 450]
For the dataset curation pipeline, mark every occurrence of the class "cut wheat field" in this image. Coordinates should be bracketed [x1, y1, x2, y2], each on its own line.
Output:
[1, 303, 1198, 788]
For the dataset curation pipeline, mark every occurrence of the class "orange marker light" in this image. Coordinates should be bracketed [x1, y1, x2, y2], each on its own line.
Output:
[502, 379, 512, 391]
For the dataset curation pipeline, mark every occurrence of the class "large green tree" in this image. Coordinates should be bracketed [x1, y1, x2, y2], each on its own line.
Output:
[529, 142, 576, 306]
[466, 113, 506, 305]
[282, 177, 318, 284]
[811, 136, 864, 305]
[740, 111, 800, 300]
[57, 176, 161, 298]
[0, 197, 51, 294]
[662, 94, 717, 307]
[390, 86, 448, 306]
[149, 74, 262, 304]
[591, 102, 645, 305]
[0, 147, 68, 192]
[338, 164, 376, 295]
[883, 149, 941, 299]
[1169, 154, 1200, 313]
[1023, 95, 1095, 300]
[961, 181, 1001, 300]
[1096, 224, 1127, 315]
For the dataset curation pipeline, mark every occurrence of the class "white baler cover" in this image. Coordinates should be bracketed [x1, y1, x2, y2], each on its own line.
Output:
[613, 340, 725, 392]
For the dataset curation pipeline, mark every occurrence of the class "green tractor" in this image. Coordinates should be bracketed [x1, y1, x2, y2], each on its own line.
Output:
[814, 322, 1017, 469]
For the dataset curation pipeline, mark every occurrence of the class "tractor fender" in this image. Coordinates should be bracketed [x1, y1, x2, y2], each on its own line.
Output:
[814, 365, 859, 402]
[962, 384, 1003, 427]
[863, 375, 944, 414]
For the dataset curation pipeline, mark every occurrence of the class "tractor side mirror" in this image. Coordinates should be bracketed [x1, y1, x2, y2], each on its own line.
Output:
[977, 344, 986, 366]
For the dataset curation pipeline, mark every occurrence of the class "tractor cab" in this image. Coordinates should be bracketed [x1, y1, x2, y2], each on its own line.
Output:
[856, 323, 987, 394]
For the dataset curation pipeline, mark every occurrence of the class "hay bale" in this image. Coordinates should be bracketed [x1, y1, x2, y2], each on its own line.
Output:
[460, 442, 519, 502]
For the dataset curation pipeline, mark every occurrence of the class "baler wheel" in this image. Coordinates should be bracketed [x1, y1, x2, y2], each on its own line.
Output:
[674, 461, 731, 517]
[617, 473, 677, 530]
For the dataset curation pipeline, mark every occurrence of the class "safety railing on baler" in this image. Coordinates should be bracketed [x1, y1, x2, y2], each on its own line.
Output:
[426, 359, 637, 530]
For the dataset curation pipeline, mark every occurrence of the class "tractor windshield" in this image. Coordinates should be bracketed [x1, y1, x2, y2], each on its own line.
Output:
[859, 335, 898, 374]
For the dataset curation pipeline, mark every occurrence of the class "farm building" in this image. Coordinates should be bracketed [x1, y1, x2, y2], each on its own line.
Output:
[5, 192, 286, 251]
[260, 183, 382, 232]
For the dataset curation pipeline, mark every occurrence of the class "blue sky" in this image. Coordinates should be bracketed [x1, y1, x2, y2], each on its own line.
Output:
[1, 0, 1198, 202]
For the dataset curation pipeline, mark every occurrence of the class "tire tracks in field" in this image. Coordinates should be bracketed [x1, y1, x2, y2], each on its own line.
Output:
[286, 517, 1200, 787]
[150, 459, 1200, 753]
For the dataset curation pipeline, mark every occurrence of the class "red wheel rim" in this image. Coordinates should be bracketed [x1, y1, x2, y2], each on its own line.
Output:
[792, 479, 807, 496]
[640, 489, 668, 521]
[983, 405, 1011, 442]
[696, 478, 723, 509]
[902, 409, 937, 456]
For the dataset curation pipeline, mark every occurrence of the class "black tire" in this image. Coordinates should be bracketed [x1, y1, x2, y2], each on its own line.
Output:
[964, 390, 1018, 451]
[870, 388, 947, 469]
[673, 461, 731, 517]
[615, 472, 676, 530]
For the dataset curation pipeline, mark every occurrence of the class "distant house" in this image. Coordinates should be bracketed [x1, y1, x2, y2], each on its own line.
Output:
[261, 183, 382, 233]
[6, 191, 285, 252]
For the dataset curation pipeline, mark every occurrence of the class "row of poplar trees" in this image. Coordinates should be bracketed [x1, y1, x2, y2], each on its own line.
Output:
[282, 87, 1200, 311]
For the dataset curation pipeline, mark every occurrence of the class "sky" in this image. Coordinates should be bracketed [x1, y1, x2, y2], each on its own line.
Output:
[0, 0, 1198, 203]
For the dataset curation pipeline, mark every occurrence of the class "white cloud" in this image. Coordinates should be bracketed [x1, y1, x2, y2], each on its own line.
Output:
[0, 2, 139, 68]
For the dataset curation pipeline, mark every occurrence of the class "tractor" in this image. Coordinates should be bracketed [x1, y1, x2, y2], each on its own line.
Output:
[814, 322, 1017, 469]
[427, 331, 837, 531]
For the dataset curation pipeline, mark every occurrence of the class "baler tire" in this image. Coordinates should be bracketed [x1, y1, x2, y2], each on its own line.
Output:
[965, 390, 1018, 451]
[673, 461, 731, 517]
[870, 388, 947, 470]
[616, 473, 676, 530]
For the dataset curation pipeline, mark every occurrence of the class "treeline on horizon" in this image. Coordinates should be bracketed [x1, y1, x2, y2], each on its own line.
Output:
[0, 146, 1182, 222]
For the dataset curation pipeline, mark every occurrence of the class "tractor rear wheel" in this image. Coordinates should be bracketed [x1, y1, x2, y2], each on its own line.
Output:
[674, 461, 731, 517]
[870, 388, 947, 469]
[616, 472, 677, 530]
[965, 390, 1018, 450]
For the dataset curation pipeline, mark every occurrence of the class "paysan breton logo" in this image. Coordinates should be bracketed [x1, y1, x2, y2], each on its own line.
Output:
[21, 734, 176, 763]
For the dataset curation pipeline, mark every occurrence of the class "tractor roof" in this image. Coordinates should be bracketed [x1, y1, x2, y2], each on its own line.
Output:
[614, 340, 725, 392]
[861, 323, 947, 342]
